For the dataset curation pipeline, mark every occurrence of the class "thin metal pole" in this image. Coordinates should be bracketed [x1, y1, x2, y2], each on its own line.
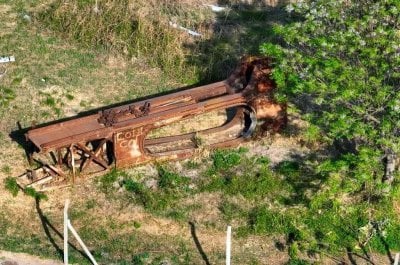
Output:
[226, 225, 231, 265]
[67, 220, 99, 265]
[64, 199, 69, 265]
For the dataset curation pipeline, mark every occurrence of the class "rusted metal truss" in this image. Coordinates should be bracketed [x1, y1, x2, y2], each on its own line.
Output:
[21, 56, 287, 190]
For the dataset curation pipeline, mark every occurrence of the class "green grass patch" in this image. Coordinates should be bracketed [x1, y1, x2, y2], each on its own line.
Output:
[158, 166, 189, 190]
[4, 177, 19, 197]
[0, 86, 16, 107]
[24, 187, 48, 201]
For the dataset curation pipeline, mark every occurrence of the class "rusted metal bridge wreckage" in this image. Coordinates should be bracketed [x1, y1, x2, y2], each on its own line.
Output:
[19, 57, 287, 190]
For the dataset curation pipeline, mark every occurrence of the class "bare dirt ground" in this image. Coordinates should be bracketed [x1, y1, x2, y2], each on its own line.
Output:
[0, 251, 62, 265]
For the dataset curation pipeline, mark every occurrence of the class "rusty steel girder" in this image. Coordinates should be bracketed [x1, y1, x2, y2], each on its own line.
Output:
[22, 57, 287, 189]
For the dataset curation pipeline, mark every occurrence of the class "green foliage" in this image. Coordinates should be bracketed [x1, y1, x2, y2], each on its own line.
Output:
[1, 165, 11, 175]
[36, 0, 207, 80]
[369, 222, 400, 253]
[132, 252, 149, 265]
[205, 150, 286, 200]
[121, 168, 190, 213]
[158, 166, 189, 190]
[262, 0, 400, 153]
[124, 178, 154, 208]
[24, 187, 47, 201]
[247, 206, 296, 235]
[44, 96, 55, 107]
[211, 147, 247, 171]
[133, 221, 141, 229]
[259, 0, 400, 259]
[219, 199, 246, 222]
[4, 177, 19, 197]
[65, 93, 74, 100]
[0, 86, 16, 107]
[99, 169, 127, 193]
[286, 259, 311, 265]
[185, 160, 200, 169]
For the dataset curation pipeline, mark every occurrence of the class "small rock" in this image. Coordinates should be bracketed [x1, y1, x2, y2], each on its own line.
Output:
[22, 14, 31, 22]
[112, 181, 121, 189]
[144, 178, 157, 189]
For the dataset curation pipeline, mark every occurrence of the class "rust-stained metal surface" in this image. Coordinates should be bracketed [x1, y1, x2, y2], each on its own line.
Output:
[22, 56, 287, 190]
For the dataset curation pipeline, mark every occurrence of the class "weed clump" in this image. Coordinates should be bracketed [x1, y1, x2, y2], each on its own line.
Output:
[211, 149, 243, 171]
[158, 166, 189, 190]
[109, 166, 192, 214]
[4, 177, 19, 197]
[24, 187, 48, 201]
[0, 86, 16, 107]
[99, 168, 127, 193]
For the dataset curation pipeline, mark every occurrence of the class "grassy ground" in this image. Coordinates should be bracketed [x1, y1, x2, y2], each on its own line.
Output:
[1, 1, 400, 265]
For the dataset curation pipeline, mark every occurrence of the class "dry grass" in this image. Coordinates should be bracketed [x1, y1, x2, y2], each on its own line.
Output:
[36, 0, 217, 81]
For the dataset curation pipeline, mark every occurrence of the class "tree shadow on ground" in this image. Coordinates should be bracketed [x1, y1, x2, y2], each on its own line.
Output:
[186, 0, 292, 83]
[274, 151, 330, 206]
[189, 221, 211, 265]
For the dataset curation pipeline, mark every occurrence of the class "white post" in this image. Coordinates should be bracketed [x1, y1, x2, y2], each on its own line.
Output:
[64, 200, 69, 265]
[67, 220, 99, 265]
[226, 225, 231, 265]
[64, 199, 98, 265]
[394, 253, 399, 265]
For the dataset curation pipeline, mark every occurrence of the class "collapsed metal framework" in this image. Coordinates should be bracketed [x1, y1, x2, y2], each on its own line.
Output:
[21, 57, 287, 190]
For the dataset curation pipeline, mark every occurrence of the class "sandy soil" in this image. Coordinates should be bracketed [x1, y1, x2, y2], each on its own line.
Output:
[0, 251, 62, 265]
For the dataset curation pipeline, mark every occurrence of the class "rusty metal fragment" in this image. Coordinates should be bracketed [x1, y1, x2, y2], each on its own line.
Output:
[23, 56, 287, 190]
